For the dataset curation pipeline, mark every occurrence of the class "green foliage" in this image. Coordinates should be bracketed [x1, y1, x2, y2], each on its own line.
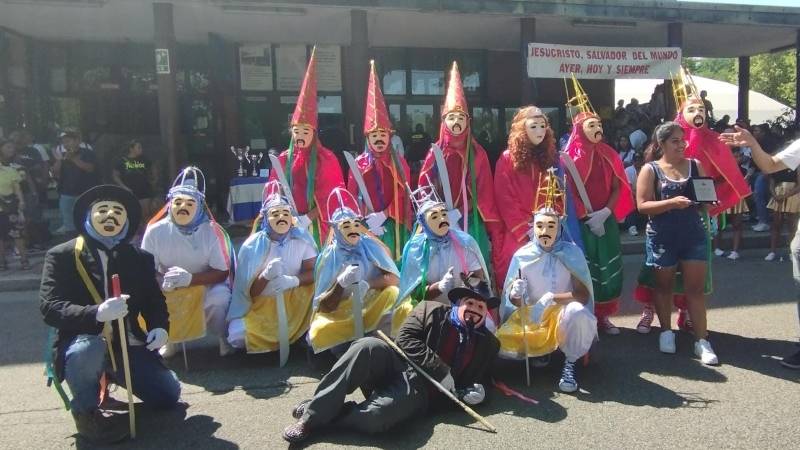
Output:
[683, 51, 796, 108]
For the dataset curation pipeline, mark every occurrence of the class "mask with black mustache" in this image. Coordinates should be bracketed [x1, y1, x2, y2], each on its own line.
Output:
[89, 200, 128, 237]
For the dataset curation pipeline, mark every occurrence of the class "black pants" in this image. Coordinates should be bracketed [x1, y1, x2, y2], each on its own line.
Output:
[303, 337, 429, 434]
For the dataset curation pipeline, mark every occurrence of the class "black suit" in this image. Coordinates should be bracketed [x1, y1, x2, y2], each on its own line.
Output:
[39, 236, 168, 380]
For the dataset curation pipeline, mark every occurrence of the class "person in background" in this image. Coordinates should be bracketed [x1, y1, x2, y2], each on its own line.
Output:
[0, 140, 29, 270]
[764, 166, 800, 262]
[699, 90, 715, 124]
[713, 130, 752, 260]
[52, 131, 99, 235]
[10, 129, 50, 248]
[624, 152, 645, 236]
[616, 135, 636, 167]
[720, 127, 800, 369]
[112, 140, 158, 233]
[636, 122, 717, 365]
[752, 124, 779, 232]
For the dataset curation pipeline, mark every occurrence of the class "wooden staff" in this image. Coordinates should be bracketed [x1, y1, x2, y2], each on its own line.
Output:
[112, 274, 136, 439]
[376, 330, 497, 433]
[518, 269, 531, 387]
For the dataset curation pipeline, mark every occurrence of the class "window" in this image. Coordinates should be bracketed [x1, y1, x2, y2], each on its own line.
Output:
[410, 49, 446, 96]
[377, 49, 406, 96]
[451, 51, 483, 94]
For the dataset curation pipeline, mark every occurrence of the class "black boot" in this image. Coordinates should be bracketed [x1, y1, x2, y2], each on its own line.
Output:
[71, 409, 130, 445]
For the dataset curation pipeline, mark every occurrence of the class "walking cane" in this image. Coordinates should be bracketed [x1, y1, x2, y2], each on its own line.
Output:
[376, 330, 497, 433]
[518, 269, 531, 387]
[111, 274, 136, 439]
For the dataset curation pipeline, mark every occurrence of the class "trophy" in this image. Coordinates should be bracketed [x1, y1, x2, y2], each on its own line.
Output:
[251, 152, 264, 177]
[230, 145, 250, 177]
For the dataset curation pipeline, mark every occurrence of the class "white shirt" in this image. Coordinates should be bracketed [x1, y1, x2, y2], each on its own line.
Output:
[774, 139, 800, 171]
[263, 236, 317, 276]
[426, 242, 482, 302]
[141, 219, 229, 274]
[521, 254, 573, 301]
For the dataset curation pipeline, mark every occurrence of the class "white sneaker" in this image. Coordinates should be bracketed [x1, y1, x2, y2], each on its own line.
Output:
[752, 222, 770, 232]
[159, 343, 177, 358]
[628, 226, 639, 236]
[659, 330, 676, 354]
[713, 248, 725, 257]
[765, 252, 776, 261]
[727, 251, 740, 260]
[694, 339, 719, 365]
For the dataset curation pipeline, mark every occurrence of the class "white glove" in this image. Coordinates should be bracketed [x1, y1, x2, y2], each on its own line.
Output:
[337, 264, 362, 288]
[585, 207, 611, 236]
[440, 372, 456, 393]
[438, 267, 456, 295]
[447, 208, 462, 228]
[587, 221, 606, 237]
[365, 211, 387, 236]
[509, 278, 528, 302]
[163, 266, 192, 290]
[95, 295, 130, 322]
[260, 258, 284, 281]
[145, 328, 169, 351]
[461, 383, 486, 405]
[264, 275, 300, 296]
[531, 292, 556, 322]
[296, 214, 312, 230]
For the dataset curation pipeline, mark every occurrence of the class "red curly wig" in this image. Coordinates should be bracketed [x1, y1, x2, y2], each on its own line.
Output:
[507, 106, 557, 171]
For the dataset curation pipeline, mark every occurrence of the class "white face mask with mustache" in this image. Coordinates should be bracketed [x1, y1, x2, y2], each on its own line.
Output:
[170, 194, 198, 226]
[582, 118, 604, 144]
[367, 130, 390, 153]
[682, 103, 707, 129]
[291, 124, 314, 149]
[444, 112, 468, 136]
[90, 200, 128, 237]
[424, 205, 450, 237]
[267, 206, 293, 235]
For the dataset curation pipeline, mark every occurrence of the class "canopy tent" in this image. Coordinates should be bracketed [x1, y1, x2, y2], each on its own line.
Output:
[615, 75, 791, 123]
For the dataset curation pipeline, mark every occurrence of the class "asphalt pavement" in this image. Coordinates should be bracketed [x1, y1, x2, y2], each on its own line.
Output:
[1, 249, 798, 449]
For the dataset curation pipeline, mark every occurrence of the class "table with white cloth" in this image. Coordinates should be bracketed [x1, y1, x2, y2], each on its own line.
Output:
[226, 176, 267, 224]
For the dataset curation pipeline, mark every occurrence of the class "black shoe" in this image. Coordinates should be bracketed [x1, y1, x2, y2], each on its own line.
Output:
[291, 399, 312, 419]
[72, 409, 130, 445]
[531, 354, 551, 368]
[780, 349, 800, 369]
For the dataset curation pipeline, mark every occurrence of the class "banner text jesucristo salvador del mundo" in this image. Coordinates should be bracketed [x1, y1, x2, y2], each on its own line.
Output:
[527, 43, 681, 79]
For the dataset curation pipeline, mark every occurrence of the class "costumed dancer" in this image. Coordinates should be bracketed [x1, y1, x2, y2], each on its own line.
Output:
[417, 62, 504, 277]
[494, 105, 584, 284]
[307, 188, 400, 354]
[40, 185, 180, 444]
[346, 60, 413, 263]
[562, 76, 634, 335]
[226, 181, 317, 361]
[282, 279, 500, 443]
[496, 169, 597, 393]
[392, 183, 492, 332]
[268, 46, 345, 245]
[141, 167, 234, 357]
[633, 68, 750, 334]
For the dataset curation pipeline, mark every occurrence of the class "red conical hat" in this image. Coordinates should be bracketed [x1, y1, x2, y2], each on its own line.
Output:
[291, 47, 318, 130]
[441, 61, 469, 118]
[363, 60, 393, 135]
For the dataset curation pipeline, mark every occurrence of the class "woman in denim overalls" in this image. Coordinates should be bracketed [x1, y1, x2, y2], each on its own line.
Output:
[636, 122, 718, 365]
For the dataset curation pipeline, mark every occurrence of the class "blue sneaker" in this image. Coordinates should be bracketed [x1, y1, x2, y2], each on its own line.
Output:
[558, 361, 578, 393]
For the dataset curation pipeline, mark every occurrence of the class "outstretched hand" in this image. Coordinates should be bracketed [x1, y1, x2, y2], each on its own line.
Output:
[719, 125, 757, 148]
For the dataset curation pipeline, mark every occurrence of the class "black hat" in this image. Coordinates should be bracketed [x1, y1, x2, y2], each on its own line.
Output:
[73, 185, 141, 243]
[447, 272, 500, 309]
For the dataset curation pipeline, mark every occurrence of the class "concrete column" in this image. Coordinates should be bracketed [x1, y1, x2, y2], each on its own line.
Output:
[796, 30, 800, 128]
[738, 56, 750, 122]
[153, 2, 183, 178]
[665, 22, 683, 120]
[343, 9, 369, 148]
[520, 17, 537, 105]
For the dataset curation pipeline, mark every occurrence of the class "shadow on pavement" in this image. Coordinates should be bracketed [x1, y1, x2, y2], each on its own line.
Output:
[73, 402, 238, 449]
[708, 331, 799, 383]
[169, 342, 324, 401]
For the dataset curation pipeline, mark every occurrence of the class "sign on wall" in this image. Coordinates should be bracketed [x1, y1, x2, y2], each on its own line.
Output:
[315, 45, 342, 92]
[527, 43, 681, 79]
[155, 49, 170, 75]
[276, 44, 307, 91]
[239, 44, 273, 91]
